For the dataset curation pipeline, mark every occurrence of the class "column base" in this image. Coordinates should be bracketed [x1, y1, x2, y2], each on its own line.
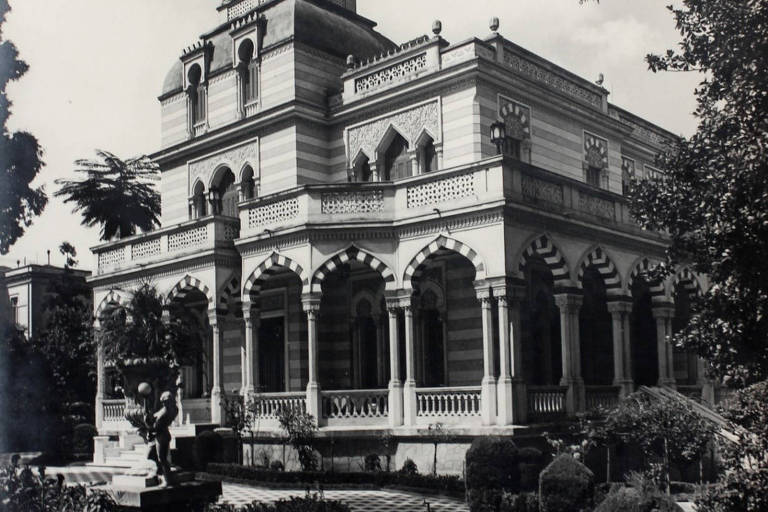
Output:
[615, 379, 634, 398]
[496, 377, 514, 426]
[658, 378, 677, 389]
[560, 378, 585, 416]
[481, 376, 497, 426]
[388, 380, 403, 428]
[95, 395, 104, 432]
[306, 382, 321, 424]
[93, 436, 110, 465]
[701, 379, 715, 406]
[211, 388, 224, 425]
[403, 380, 417, 426]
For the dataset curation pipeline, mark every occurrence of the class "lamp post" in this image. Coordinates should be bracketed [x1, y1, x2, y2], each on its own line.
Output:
[490, 121, 507, 155]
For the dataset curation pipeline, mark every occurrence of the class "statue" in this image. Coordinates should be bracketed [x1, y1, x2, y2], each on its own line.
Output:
[153, 391, 178, 484]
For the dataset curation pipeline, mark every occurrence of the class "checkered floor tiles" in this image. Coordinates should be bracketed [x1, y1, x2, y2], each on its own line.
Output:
[219, 484, 469, 512]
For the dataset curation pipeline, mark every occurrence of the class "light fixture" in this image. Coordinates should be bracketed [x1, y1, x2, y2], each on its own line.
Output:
[490, 121, 507, 155]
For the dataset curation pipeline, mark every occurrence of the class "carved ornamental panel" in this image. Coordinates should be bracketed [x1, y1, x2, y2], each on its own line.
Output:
[346, 100, 440, 166]
[499, 96, 531, 141]
[188, 139, 259, 193]
[321, 190, 384, 215]
[584, 132, 609, 169]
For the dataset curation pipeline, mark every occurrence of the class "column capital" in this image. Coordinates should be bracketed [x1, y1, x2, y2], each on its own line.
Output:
[606, 299, 633, 314]
[207, 311, 222, 327]
[490, 278, 526, 304]
[652, 303, 675, 319]
[474, 281, 494, 304]
[301, 293, 322, 314]
[554, 293, 583, 311]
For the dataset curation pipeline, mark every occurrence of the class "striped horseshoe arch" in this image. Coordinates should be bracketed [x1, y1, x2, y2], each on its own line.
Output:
[674, 267, 702, 296]
[243, 252, 309, 301]
[628, 258, 666, 298]
[403, 235, 486, 292]
[311, 246, 396, 294]
[218, 275, 242, 314]
[166, 275, 214, 308]
[577, 246, 622, 294]
[518, 235, 571, 285]
[95, 290, 125, 319]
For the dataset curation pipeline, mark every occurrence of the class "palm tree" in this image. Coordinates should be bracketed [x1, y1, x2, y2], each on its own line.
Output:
[55, 150, 161, 241]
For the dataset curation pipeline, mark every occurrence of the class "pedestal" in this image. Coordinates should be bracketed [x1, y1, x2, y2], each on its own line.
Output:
[94, 474, 222, 510]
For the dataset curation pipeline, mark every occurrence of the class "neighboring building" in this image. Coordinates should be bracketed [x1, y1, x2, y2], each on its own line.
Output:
[90, 0, 715, 469]
[1, 264, 91, 339]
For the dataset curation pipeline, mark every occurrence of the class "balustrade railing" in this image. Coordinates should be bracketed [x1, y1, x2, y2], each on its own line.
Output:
[416, 386, 481, 418]
[585, 386, 620, 411]
[181, 398, 211, 425]
[251, 392, 306, 420]
[102, 399, 127, 423]
[322, 390, 389, 420]
[527, 386, 567, 420]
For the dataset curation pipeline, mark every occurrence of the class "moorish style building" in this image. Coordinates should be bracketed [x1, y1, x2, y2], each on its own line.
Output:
[90, 0, 715, 469]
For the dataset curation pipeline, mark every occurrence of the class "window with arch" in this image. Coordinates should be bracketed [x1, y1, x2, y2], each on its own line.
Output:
[237, 39, 258, 108]
[416, 134, 438, 174]
[212, 168, 238, 218]
[191, 181, 207, 219]
[240, 165, 258, 201]
[382, 132, 411, 181]
[352, 155, 373, 182]
[187, 64, 206, 125]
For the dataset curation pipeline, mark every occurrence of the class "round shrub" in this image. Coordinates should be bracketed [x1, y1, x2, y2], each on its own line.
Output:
[194, 430, 222, 470]
[465, 436, 520, 491]
[517, 447, 544, 492]
[270, 460, 284, 472]
[72, 423, 97, 454]
[539, 454, 594, 512]
[400, 458, 418, 475]
[500, 491, 539, 512]
[364, 453, 381, 472]
[595, 487, 684, 512]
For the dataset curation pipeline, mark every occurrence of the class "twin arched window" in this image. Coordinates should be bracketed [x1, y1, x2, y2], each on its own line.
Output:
[237, 39, 258, 109]
[352, 132, 439, 183]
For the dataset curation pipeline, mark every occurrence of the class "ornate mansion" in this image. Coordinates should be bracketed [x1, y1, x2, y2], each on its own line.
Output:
[90, 0, 714, 466]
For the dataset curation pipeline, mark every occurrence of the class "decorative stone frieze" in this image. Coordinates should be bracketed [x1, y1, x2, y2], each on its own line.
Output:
[247, 198, 299, 229]
[131, 238, 162, 260]
[98, 247, 126, 272]
[188, 139, 258, 192]
[521, 175, 564, 205]
[620, 115, 671, 147]
[577, 191, 616, 220]
[354, 53, 427, 94]
[168, 226, 208, 252]
[503, 50, 603, 108]
[321, 190, 384, 214]
[223, 223, 240, 241]
[406, 172, 474, 209]
[227, 0, 261, 20]
[347, 100, 440, 165]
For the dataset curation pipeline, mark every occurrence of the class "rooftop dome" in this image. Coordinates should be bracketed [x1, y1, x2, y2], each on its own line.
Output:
[161, 59, 184, 96]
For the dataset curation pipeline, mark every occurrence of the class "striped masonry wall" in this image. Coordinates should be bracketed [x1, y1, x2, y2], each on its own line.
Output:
[441, 85, 480, 169]
[223, 320, 244, 394]
[260, 124, 300, 196]
[161, 92, 188, 148]
[443, 256, 484, 387]
[208, 71, 239, 131]
[260, 45, 296, 110]
[160, 163, 189, 226]
[296, 121, 331, 185]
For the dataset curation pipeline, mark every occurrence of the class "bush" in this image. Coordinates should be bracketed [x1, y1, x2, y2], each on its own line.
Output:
[195, 430, 223, 470]
[538, 454, 594, 512]
[364, 454, 381, 472]
[465, 437, 520, 491]
[270, 460, 285, 472]
[500, 492, 539, 512]
[206, 493, 350, 512]
[594, 487, 683, 512]
[72, 423, 97, 455]
[400, 458, 418, 476]
[516, 447, 543, 492]
[277, 409, 318, 472]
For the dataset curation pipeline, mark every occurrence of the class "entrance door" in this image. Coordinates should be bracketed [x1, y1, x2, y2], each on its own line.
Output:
[259, 317, 285, 393]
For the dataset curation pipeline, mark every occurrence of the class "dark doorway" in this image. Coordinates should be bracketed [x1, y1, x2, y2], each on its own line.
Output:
[259, 316, 285, 393]
[580, 267, 613, 385]
[631, 281, 658, 387]
[421, 309, 445, 387]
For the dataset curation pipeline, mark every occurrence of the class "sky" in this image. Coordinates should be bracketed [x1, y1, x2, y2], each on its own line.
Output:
[0, 0, 701, 271]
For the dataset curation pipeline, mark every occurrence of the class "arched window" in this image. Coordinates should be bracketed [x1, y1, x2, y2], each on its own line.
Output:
[382, 133, 411, 181]
[352, 156, 373, 182]
[192, 181, 207, 219]
[586, 166, 602, 188]
[241, 166, 257, 201]
[187, 64, 205, 124]
[416, 134, 438, 174]
[212, 169, 238, 218]
[237, 39, 258, 109]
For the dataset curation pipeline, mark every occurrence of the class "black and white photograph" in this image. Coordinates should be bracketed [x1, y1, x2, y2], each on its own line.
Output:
[0, 0, 765, 510]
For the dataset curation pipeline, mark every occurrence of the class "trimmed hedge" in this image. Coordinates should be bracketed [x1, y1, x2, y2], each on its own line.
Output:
[539, 454, 594, 512]
[205, 463, 464, 494]
[206, 494, 351, 512]
[594, 487, 683, 512]
[465, 437, 520, 491]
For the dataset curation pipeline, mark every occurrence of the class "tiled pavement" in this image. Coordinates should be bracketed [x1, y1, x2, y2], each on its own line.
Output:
[49, 467, 468, 512]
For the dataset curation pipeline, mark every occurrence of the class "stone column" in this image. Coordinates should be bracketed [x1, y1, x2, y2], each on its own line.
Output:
[302, 294, 322, 422]
[94, 323, 105, 432]
[402, 296, 418, 426]
[476, 285, 497, 426]
[554, 293, 585, 415]
[242, 305, 259, 398]
[208, 312, 224, 425]
[607, 300, 634, 397]
[386, 300, 403, 427]
[652, 304, 676, 387]
[492, 283, 527, 425]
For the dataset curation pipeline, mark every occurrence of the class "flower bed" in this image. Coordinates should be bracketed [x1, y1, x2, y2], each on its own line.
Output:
[202, 463, 465, 497]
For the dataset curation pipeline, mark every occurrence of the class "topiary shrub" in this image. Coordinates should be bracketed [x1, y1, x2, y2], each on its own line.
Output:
[594, 487, 684, 512]
[517, 446, 544, 492]
[364, 453, 381, 472]
[270, 460, 284, 472]
[499, 491, 539, 512]
[400, 458, 418, 475]
[539, 454, 594, 512]
[466, 437, 520, 512]
[72, 423, 97, 455]
[194, 430, 223, 471]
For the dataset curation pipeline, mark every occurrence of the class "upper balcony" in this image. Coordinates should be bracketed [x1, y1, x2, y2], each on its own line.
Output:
[237, 156, 650, 242]
[92, 216, 240, 277]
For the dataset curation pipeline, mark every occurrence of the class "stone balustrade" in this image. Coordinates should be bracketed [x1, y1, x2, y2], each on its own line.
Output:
[102, 399, 127, 424]
[585, 385, 621, 411]
[251, 392, 306, 420]
[415, 386, 482, 420]
[93, 216, 240, 275]
[527, 386, 568, 420]
[321, 390, 389, 422]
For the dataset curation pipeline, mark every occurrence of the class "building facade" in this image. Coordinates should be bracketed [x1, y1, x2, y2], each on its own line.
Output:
[90, 0, 714, 453]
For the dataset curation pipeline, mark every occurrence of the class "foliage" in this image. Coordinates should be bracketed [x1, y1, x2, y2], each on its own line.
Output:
[269, 460, 284, 472]
[223, 394, 254, 465]
[55, 150, 160, 241]
[696, 380, 768, 511]
[277, 409, 318, 472]
[594, 486, 683, 512]
[517, 447, 545, 492]
[399, 459, 417, 476]
[498, 492, 539, 512]
[205, 493, 351, 512]
[99, 283, 198, 370]
[605, 392, 715, 494]
[0, 0, 47, 254]
[626, 0, 768, 387]
[0, 463, 116, 512]
[195, 430, 223, 471]
[363, 454, 381, 472]
[465, 436, 519, 491]
[204, 463, 465, 494]
[538, 454, 594, 512]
